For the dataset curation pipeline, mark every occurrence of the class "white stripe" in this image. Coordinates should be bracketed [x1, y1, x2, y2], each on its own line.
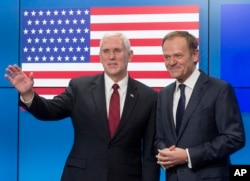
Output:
[91, 30, 199, 40]
[33, 78, 174, 87]
[91, 14, 199, 23]
[22, 62, 166, 71]
[91, 46, 163, 55]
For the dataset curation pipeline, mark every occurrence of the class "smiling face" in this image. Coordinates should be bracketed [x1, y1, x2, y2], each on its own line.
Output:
[99, 34, 133, 82]
[162, 36, 199, 83]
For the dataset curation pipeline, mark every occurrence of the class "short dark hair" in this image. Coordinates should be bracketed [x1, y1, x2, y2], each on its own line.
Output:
[162, 31, 198, 53]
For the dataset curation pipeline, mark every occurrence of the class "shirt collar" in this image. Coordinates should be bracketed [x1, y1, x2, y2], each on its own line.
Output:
[175, 68, 200, 91]
[104, 73, 129, 91]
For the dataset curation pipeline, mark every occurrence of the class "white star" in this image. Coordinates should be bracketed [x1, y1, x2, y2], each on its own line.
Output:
[61, 28, 66, 34]
[27, 56, 32, 61]
[31, 47, 36, 52]
[34, 38, 40, 43]
[84, 46, 89, 52]
[42, 19, 47, 25]
[23, 47, 28, 52]
[38, 28, 43, 34]
[72, 37, 77, 43]
[50, 19, 55, 25]
[24, 11, 29, 16]
[53, 28, 59, 34]
[61, 10, 66, 15]
[50, 38, 55, 43]
[53, 46, 58, 52]
[84, 9, 89, 15]
[72, 56, 77, 61]
[42, 56, 47, 61]
[31, 29, 36, 34]
[84, 28, 89, 33]
[57, 19, 62, 25]
[76, 10, 82, 15]
[31, 10, 36, 16]
[27, 38, 32, 43]
[46, 46, 51, 52]
[80, 18, 85, 24]
[46, 10, 51, 16]
[38, 10, 44, 16]
[49, 56, 55, 61]
[57, 37, 62, 43]
[65, 19, 70, 24]
[42, 37, 47, 43]
[68, 46, 74, 52]
[46, 28, 51, 34]
[69, 9, 74, 15]
[65, 56, 70, 61]
[27, 19, 32, 25]
[54, 10, 59, 16]
[69, 28, 74, 34]
[57, 56, 62, 61]
[65, 37, 70, 43]
[38, 47, 43, 52]
[61, 47, 66, 52]
[76, 46, 81, 52]
[23, 29, 28, 34]
[35, 19, 40, 25]
[76, 28, 81, 33]
[80, 56, 85, 61]
[80, 37, 85, 42]
[73, 19, 77, 24]
[34, 56, 39, 61]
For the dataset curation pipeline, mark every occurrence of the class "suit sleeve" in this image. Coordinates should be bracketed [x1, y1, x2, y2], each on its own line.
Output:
[188, 83, 245, 169]
[142, 92, 160, 181]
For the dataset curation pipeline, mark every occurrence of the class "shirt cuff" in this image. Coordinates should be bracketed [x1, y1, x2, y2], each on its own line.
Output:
[20, 91, 34, 106]
[186, 148, 192, 168]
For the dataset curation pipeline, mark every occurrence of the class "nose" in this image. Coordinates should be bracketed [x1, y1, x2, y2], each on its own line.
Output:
[109, 51, 116, 59]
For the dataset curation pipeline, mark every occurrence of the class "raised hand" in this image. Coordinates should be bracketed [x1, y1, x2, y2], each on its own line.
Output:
[4, 64, 34, 100]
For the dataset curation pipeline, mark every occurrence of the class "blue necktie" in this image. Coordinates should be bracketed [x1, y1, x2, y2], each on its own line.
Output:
[176, 84, 186, 135]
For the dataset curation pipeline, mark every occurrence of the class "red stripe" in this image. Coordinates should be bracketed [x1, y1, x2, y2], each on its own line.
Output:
[91, 22, 199, 31]
[35, 87, 163, 95]
[23, 71, 170, 79]
[91, 39, 162, 47]
[34, 87, 65, 95]
[91, 6, 199, 15]
[90, 55, 165, 62]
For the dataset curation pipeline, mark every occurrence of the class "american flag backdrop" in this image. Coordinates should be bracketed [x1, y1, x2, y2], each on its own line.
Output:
[21, 6, 199, 98]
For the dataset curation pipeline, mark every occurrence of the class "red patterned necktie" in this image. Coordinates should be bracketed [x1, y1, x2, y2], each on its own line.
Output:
[108, 84, 120, 137]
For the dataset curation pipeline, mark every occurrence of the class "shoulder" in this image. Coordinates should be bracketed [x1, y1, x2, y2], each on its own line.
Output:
[69, 74, 102, 85]
[131, 78, 157, 95]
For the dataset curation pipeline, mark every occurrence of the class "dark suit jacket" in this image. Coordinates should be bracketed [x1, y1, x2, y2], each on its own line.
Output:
[154, 70, 245, 181]
[20, 74, 160, 181]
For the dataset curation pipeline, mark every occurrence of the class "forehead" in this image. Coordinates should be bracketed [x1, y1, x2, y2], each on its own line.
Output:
[163, 37, 189, 52]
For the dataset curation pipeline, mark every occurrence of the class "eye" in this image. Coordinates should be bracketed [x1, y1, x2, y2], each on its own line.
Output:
[174, 54, 183, 59]
[164, 55, 171, 60]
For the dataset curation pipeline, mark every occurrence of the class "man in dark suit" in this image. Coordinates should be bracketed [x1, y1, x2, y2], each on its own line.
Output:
[5, 32, 160, 181]
[155, 31, 245, 181]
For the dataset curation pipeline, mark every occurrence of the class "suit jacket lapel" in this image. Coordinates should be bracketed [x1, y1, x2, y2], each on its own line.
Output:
[112, 77, 138, 138]
[166, 84, 178, 139]
[91, 74, 110, 138]
[178, 71, 208, 137]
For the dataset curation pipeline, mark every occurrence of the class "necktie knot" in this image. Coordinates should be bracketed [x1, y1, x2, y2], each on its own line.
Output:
[179, 84, 185, 93]
[112, 83, 119, 90]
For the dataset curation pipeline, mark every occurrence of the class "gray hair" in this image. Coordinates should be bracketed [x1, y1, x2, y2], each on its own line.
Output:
[99, 32, 131, 51]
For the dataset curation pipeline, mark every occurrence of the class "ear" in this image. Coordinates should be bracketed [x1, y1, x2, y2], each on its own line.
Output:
[128, 50, 134, 62]
[192, 49, 199, 63]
